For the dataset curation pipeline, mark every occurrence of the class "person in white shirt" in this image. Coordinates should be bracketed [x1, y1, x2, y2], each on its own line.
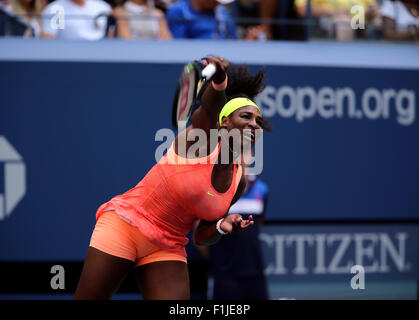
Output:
[121, 0, 171, 39]
[381, 0, 419, 40]
[42, 0, 111, 40]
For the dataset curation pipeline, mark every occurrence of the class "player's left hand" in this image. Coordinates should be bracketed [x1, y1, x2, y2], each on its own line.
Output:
[220, 214, 254, 234]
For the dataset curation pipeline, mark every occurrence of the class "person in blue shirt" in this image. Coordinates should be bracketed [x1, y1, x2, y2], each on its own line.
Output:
[207, 175, 269, 299]
[166, 0, 238, 39]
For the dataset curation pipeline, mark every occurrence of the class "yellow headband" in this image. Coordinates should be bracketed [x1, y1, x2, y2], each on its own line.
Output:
[218, 97, 261, 125]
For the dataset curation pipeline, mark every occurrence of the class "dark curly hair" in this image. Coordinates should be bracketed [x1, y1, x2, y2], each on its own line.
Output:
[225, 64, 272, 132]
[225, 64, 266, 100]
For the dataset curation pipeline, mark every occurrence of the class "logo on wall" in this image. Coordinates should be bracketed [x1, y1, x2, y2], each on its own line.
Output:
[0, 136, 26, 220]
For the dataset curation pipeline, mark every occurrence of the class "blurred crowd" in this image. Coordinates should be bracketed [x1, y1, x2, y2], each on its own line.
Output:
[0, 0, 418, 41]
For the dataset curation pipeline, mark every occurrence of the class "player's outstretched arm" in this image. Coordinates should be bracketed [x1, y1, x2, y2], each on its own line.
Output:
[191, 56, 230, 133]
[194, 214, 254, 246]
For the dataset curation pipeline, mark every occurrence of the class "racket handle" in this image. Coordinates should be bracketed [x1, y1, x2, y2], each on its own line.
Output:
[201, 63, 216, 80]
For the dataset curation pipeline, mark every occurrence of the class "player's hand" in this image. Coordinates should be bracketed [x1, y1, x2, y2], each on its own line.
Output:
[202, 55, 229, 84]
[220, 214, 254, 234]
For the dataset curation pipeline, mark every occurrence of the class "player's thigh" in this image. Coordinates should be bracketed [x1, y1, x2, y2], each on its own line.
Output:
[74, 246, 134, 300]
[134, 260, 190, 300]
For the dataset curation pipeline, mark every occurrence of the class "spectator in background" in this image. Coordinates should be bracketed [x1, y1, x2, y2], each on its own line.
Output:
[231, 0, 305, 40]
[381, 0, 419, 40]
[154, 0, 176, 12]
[166, 0, 237, 39]
[105, 3, 131, 39]
[231, 0, 273, 40]
[42, 0, 111, 39]
[5, 0, 46, 36]
[295, 0, 379, 40]
[0, 0, 11, 8]
[119, 0, 172, 39]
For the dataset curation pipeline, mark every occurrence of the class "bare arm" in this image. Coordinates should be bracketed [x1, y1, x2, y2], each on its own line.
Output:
[296, 4, 344, 18]
[155, 8, 173, 40]
[113, 7, 132, 40]
[193, 218, 225, 246]
[190, 57, 230, 133]
[175, 57, 229, 157]
[259, 0, 277, 38]
[194, 173, 251, 246]
[194, 213, 254, 246]
[245, 0, 277, 40]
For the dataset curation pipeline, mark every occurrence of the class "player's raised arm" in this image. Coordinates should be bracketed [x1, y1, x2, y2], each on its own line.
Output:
[191, 56, 230, 133]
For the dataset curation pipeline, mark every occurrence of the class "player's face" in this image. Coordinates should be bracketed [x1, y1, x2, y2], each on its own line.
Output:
[224, 106, 263, 149]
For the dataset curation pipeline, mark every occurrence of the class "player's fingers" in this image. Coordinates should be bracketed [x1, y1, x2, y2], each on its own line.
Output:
[216, 56, 229, 69]
[232, 219, 243, 232]
[241, 219, 251, 227]
[241, 220, 254, 229]
[206, 56, 228, 70]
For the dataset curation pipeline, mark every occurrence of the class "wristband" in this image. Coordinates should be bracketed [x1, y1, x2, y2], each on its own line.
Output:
[216, 218, 228, 235]
[212, 75, 228, 91]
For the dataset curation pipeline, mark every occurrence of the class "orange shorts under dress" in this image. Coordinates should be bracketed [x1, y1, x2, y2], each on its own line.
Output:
[89, 210, 187, 267]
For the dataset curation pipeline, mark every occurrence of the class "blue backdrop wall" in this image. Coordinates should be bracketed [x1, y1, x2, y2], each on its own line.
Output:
[0, 40, 418, 264]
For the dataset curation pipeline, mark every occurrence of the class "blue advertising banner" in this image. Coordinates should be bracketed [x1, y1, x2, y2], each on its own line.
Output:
[260, 225, 419, 299]
[0, 40, 418, 263]
[257, 65, 419, 221]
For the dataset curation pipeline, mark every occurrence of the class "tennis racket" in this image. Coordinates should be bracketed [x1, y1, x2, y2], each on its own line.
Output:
[172, 60, 217, 130]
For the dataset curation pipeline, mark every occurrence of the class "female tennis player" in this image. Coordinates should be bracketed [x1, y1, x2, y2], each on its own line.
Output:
[74, 56, 268, 300]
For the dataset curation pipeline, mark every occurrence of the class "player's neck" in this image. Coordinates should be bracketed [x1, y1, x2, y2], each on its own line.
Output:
[219, 140, 240, 164]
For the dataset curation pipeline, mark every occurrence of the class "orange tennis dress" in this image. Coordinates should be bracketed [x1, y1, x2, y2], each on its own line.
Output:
[94, 140, 242, 259]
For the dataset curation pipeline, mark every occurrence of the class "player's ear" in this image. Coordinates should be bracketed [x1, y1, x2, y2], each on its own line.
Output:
[220, 116, 230, 129]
